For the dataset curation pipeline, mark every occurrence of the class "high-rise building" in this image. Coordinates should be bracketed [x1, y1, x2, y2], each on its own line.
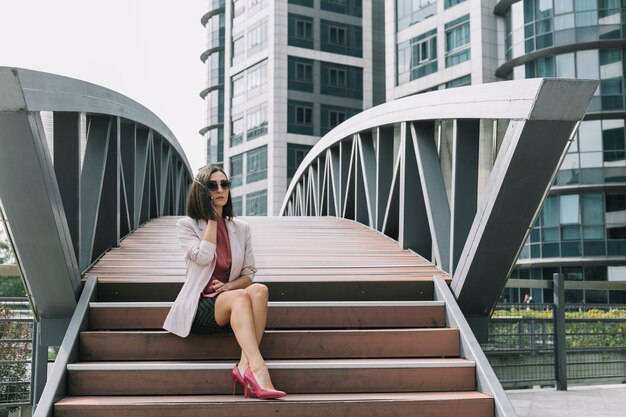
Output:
[386, 0, 626, 304]
[201, 0, 385, 215]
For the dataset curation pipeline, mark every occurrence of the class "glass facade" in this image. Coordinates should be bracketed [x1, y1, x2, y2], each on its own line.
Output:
[502, 0, 626, 304]
[522, 0, 626, 54]
[203, 1, 226, 166]
[518, 190, 626, 260]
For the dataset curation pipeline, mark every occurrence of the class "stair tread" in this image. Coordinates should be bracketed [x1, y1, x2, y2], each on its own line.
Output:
[68, 358, 475, 371]
[81, 328, 455, 334]
[56, 391, 492, 405]
[89, 274, 445, 282]
[89, 300, 445, 308]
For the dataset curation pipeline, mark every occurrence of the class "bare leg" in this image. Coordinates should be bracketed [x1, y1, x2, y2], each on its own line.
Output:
[238, 284, 269, 372]
[214, 288, 276, 390]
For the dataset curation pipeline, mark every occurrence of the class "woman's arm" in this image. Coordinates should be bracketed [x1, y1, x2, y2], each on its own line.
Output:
[177, 218, 216, 266]
[211, 274, 252, 293]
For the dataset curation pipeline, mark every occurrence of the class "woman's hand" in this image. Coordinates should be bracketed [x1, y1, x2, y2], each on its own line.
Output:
[210, 280, 228, 293]
[206, 196, 219, 221]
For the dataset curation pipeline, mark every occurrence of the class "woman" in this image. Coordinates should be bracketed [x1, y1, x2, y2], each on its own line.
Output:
[163, 165, 285, 399]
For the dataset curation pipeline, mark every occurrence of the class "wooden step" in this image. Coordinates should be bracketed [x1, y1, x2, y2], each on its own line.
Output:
[67, 359, 476, 396]
[94, 278, 438, 302]
[55, 392, 494, 417]
[88, 301, 447, 330]
[79, 328, 460, 361]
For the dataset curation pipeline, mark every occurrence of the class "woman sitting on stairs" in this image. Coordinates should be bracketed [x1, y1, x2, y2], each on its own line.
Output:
[163, 164, 286, 399]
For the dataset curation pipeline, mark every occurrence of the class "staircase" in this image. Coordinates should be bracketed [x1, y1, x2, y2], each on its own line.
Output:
[53, 216, 494, 416]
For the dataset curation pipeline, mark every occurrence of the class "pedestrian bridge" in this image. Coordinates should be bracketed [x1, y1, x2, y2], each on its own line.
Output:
[0, 67, 597, 417]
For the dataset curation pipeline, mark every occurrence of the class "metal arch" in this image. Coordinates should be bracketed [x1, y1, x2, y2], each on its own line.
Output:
[0, 68, 192, 404]
[0, 67, 191, 317]
[280, 78, 597, 325]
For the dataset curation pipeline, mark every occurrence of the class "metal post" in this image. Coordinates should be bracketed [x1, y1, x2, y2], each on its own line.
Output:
[553, 272, 567, 390]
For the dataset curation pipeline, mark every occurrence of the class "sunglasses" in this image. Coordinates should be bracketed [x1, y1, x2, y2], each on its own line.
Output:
[195, 178, 231, 192]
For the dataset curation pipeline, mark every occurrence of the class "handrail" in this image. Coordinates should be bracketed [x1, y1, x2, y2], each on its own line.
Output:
[32, 275, 97, 417]
[433, 277, 518, 417]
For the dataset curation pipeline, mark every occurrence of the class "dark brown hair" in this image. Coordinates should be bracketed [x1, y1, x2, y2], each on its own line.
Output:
[186, 165, 235, 220]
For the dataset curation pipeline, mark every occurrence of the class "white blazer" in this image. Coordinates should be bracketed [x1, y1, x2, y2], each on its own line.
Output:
[163, 216, 257, 337]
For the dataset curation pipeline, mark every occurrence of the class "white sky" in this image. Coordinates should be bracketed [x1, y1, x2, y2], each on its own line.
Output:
[0, 0, 207, 172]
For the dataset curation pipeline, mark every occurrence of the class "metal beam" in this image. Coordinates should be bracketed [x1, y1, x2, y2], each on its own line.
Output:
[411, 121, 450, 270]
[450, 119, 480, 274]
[0, 110, 80, 318]
[452, 119, 582, 316]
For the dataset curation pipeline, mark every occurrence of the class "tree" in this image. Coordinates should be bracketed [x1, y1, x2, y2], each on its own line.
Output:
[0, 230, 30, 412]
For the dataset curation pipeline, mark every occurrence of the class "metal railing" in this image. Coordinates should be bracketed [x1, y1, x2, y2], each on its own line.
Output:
[0, 298, 33, 407]
[483, 302, 626, 388]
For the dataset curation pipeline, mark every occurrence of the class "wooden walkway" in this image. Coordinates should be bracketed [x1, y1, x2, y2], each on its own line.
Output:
[55, 216, 494, 417]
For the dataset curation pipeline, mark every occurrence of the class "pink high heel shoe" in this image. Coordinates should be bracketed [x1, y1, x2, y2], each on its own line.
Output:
[243, 368, 287, 399]
[231, 365, 257, 397]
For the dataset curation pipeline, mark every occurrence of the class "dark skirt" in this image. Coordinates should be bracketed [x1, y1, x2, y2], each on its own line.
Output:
[190, 295, 232, 335]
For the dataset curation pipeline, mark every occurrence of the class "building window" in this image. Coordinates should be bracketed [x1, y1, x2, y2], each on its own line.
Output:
[320, 104, 359, 135]
[289, 14, 314, 49]
[606, 192, 626, 239]
[288, 56, 314, 92]
[249, 0, 265, 10]
[320, 0, 362, 17]
[397, 30, 437, 85]
[231, 115, 244, 147]
[287, 143, 313, 183]
[445, 15, 471, 67]
[289, 0, 313, 7]
[321, 20, 362, 57]
[231, 73, 245, 106]
[446, 75, 471, 88]
[297, 107, 313, 124]
[246, 189, 267, 216]
[297, 63, 313, 81]
[329, 26, 346, 45]
[288, 100, 314, 135]
[329, 110, 346, 128]
[320, 61, 362, 99]
[230, 153, 244, 187]
[247, 103, 268, 140]
[297, 20, 313, 38]
[232, 35, 245, 66]
[248, 19, 268, 55]
[396, 0, 437, 31]
[233, 0, 245, 17]
[247, 60, 268, 97]
[329, 68, 346, 86]
[232, 195, 243, 215]
[246, 145, 268, 183]
[444, 0, 465, 8]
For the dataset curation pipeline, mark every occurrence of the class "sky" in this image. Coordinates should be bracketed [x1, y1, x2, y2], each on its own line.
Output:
[0, 0, 207, 172]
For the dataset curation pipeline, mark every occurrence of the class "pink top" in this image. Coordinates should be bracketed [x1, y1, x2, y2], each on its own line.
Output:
[202, 219, 232, 297]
